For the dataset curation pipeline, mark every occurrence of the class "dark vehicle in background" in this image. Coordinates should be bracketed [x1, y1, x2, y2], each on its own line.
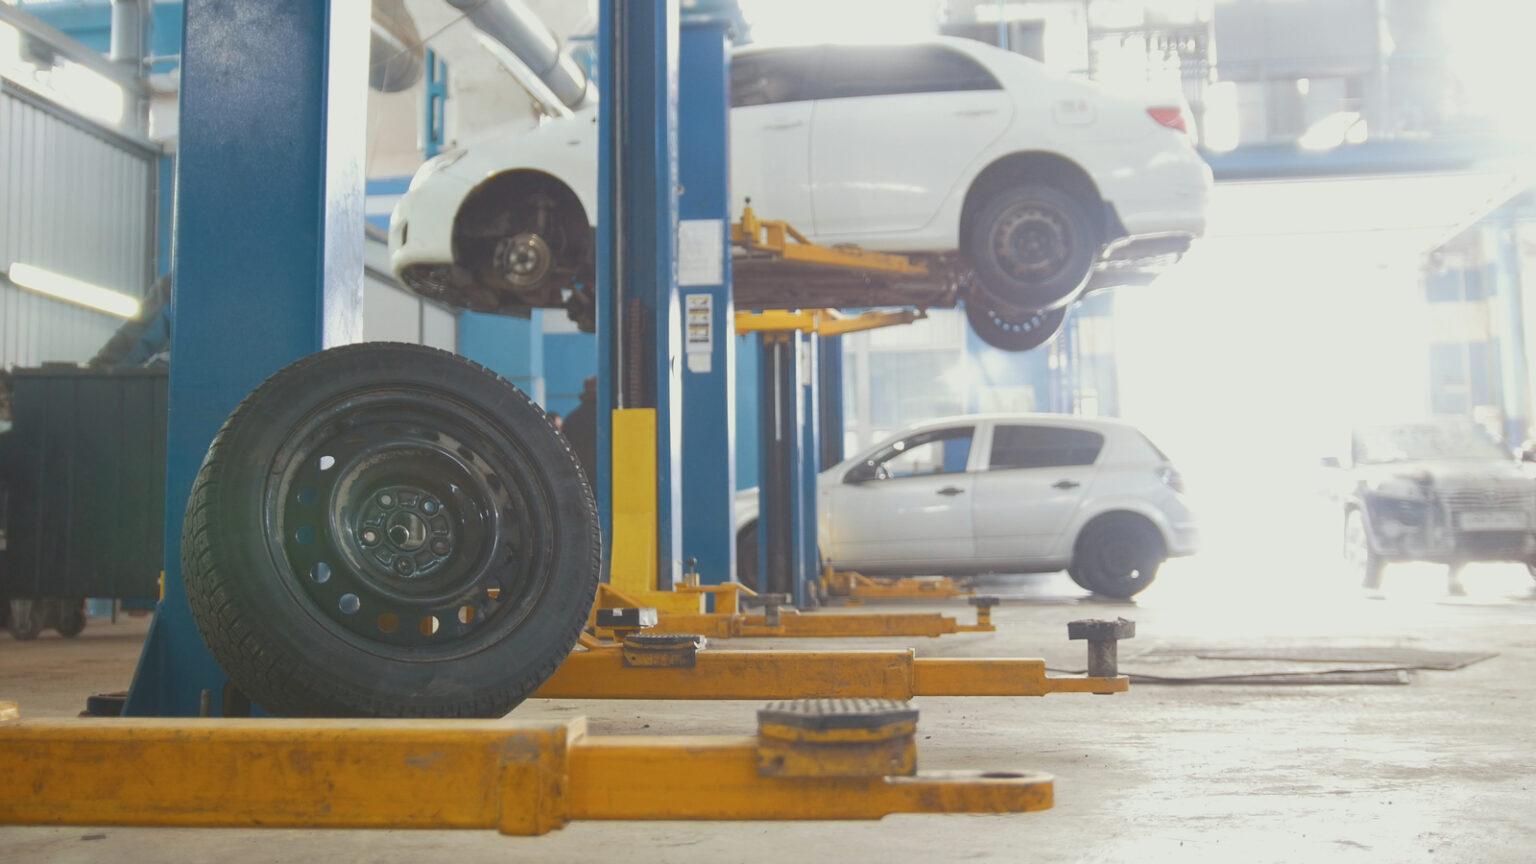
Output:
[1325, 419, 1536, 588]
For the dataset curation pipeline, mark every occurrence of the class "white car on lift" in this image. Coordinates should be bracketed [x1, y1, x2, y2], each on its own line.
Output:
[733, 413, 1198, 598]
[390, 37, 1211, 351]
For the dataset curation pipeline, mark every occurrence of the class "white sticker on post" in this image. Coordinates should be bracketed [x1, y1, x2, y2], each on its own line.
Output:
[678, 219, 725, 287]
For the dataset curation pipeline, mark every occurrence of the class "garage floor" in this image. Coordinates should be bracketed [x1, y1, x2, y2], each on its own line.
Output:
[2, 555, 1534, 864]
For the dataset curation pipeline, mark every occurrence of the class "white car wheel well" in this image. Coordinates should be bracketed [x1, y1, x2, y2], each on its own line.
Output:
[959, 151, 1106, 242]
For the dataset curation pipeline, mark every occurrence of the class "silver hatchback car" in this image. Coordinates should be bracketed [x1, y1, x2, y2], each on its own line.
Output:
[735, 413, 1198, 598]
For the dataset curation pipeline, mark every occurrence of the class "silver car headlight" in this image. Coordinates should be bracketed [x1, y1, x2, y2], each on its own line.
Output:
[407, 148, 467, 192]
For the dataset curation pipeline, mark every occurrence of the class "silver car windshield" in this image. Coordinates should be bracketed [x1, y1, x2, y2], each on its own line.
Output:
[1353, 423, 1511, 464]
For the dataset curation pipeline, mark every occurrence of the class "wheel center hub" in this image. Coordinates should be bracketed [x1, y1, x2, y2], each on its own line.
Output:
[353, 484, 457, 581]
[386, 512, 429, 551]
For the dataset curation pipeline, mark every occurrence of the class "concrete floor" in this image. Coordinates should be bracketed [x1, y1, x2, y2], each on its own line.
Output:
[2, 552, 1534, 864]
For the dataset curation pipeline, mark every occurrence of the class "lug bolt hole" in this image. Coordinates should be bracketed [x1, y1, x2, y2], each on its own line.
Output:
[360, 529, 379, 546]
[378, 493, 394, 508]
[422, 499, 439, 514]
[394, 558, 414, 576]
[431, 539, 451, 556]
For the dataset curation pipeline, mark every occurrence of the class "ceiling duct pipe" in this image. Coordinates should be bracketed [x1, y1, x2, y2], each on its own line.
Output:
[444, 0, 591, 109]
[371, 0, 425, 92]
[108, 0, 148, 69]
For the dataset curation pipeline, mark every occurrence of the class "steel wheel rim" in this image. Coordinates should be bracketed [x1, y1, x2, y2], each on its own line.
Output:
[496, 232, 553, 288]
[991, 202, 1074, 285]
[263, 389, 556, 659]
[1099, 537, 1150, 588]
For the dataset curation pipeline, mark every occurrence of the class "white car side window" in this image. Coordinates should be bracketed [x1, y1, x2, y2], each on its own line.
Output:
[989, 425, 1104, 471]
[871, 429, 975, 479]
[813, 45, 1001, 101]
[730, 48, 820, 108]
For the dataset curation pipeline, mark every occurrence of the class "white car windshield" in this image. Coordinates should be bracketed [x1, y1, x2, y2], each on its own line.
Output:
[1352, 423, 1511, 464]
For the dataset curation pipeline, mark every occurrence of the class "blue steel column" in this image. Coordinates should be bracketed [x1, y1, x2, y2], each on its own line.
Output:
[796, 333, 821, 605]
[757, 333, 803, 597]
[596, 0, 683, 586]
[818, 334, 843, 468]
[124, 0, 368, 716]
[678, 21, 735, 586]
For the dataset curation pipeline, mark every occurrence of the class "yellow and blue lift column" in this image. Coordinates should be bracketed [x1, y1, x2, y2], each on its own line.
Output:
[677, 14, 737, 590]
[122, 0, 369, 716]
[596, 0, 683, 591]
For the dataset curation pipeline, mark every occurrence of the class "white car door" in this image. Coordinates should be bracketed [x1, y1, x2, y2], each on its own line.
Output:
[808, 44, 1012, 239]
[823, 425, 978, 568]
[972, 423, 1104, 563]
[729, 48, 818, 231]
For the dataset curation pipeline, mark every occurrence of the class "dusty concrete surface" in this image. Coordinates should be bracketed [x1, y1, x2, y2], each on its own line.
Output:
[2, 555, 1533, 864]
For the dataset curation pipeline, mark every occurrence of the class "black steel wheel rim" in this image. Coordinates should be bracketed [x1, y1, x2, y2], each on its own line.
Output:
[991, 201, 1075, 285]
[263, 388, 555, 659]
[1100, 540, 1148, 586]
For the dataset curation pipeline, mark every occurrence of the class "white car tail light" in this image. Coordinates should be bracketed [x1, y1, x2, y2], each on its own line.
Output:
[1147, 107, 1196, 145]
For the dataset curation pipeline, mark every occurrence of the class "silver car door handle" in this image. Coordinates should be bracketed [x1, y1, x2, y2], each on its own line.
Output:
[937, 486, 965, 496]
[1052, 480, 1081, 490]
[953, 109, 997, 117]
[764, 121, 805, 130]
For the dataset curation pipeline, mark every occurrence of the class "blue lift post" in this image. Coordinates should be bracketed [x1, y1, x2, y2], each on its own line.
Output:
[798, 333, 821, 604]
[818, 335, 844, 468]
[678, 17, 736, 589]
[123, 0, 369, 716]
[757, 331, 814, 605]
[595, 0, 683, 588]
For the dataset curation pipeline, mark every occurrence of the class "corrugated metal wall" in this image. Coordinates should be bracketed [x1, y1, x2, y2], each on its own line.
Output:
[1, 82, 157, 368]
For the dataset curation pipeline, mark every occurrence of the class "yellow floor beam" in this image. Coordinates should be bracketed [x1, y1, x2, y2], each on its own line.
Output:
[823, 570, 975, 600]
[602, 610, 989, 639]
[534, 646, 1126, 700]
[0, 707, 1051, 834]
[565, 737, 1051, 821]
[590, 583, 992, 639]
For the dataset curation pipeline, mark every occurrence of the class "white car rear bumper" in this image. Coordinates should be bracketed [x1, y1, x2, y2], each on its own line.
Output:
[388, 172, 472, 278]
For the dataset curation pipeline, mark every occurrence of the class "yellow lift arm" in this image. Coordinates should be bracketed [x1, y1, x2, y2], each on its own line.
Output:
[0, 699, 1051, 834]
[733, 202, 930, 276]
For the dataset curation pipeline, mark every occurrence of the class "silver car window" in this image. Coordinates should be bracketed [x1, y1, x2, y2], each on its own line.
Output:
[989, 425, 1104, 470]
[811, 45, 1001, 101]
[730, 48, 820, 107]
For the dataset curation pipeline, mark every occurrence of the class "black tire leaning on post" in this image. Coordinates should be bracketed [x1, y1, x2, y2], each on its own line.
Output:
[182, 343, 600, 718]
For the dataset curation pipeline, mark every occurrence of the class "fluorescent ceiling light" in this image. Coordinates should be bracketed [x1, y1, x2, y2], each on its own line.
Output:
[7, 262, 141, 319]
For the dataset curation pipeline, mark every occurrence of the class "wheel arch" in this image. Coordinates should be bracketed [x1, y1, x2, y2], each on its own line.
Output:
[1070, 507, 1168, 564]
[959, 151, 1108, 246]
[451, 168, 591, 264]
